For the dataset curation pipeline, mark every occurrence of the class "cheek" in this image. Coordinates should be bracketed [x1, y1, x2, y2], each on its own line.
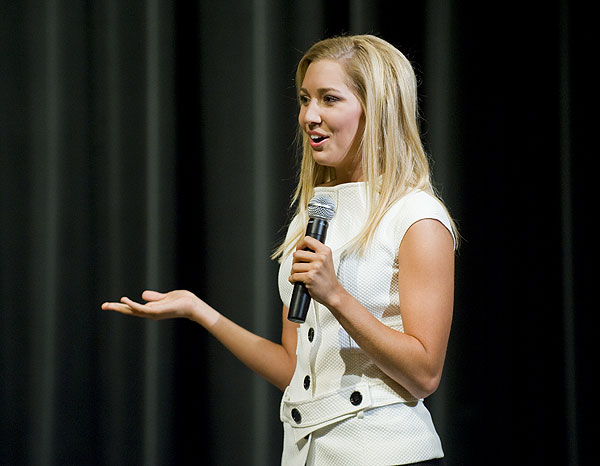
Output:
[339, 112, 363, 141]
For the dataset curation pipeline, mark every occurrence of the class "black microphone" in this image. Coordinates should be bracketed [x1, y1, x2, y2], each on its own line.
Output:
[288, 194, 336, 323]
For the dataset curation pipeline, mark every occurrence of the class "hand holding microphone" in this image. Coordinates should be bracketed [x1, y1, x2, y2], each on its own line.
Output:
[288, 194, 336, 323]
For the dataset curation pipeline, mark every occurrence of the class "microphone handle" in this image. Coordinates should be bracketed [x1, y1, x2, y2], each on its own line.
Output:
[288, 218, 329, 323]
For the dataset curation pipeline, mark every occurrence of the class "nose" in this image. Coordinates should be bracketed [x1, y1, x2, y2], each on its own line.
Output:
[300, 99, 321, 127]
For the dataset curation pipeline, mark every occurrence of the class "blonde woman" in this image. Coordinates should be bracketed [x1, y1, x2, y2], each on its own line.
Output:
[103, 35, 456, 466]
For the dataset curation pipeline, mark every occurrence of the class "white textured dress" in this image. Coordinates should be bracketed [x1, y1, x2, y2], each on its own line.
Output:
[278, 182, 453, 466]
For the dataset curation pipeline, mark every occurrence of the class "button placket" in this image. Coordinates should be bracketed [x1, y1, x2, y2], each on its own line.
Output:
[305, 326, 315, 394]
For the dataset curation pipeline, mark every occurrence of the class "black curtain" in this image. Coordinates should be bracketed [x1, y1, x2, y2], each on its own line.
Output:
[1, 1, 592, 465]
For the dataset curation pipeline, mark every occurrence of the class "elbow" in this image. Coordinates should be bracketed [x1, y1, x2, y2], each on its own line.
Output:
[274, 366, 296, 392]
[276, 377, 291, 392]
[407, 373, 442, 400]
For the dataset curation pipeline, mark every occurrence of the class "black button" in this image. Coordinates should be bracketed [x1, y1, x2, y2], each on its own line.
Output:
[308, 327, 314, 342]
[303, 375, 310, 390]
[350, 391, 362, 406]
[291, 408, 302, 424]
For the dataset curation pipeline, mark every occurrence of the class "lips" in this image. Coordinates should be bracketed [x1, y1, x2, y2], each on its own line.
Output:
[308, 132, 329, 148]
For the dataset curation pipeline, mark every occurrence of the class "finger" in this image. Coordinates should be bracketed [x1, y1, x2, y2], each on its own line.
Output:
[101, 301, 136, 316]
[121, 296, 153, 314]
[295, 236, 314, 252]
[290, 261, 312, 274]
[299, 235, 325, 251]
[292, 249, 315, 263]
[101, 301, 127, 311]
[289, 272, 304, 284]
[141, 290, 165, 302]
[289, 269, 313, 285]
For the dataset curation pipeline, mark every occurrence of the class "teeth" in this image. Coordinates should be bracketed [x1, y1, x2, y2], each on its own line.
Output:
[311, 135, 325, 140]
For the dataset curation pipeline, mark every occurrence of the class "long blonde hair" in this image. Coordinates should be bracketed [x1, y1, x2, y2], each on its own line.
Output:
[273, 34, 457, 260]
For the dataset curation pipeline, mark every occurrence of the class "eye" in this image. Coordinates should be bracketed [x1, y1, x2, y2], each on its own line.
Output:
[323, 95, 340, 104]
[298, 94, 310, 105]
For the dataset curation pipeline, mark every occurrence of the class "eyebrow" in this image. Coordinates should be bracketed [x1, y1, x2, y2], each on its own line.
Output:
[299, 87, 343, 95]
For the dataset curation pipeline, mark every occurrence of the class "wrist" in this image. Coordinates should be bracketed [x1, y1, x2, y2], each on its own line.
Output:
[189, 297, 220, 328]
[325, 284, 352, 315]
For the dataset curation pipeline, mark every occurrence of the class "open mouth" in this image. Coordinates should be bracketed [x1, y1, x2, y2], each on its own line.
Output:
[309, 134, 329, 146]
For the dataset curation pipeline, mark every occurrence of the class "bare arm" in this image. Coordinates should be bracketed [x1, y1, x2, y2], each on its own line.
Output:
[102, 291, 298, 391]
[289, 219, 454, 399]
[197, 304, 298, 391]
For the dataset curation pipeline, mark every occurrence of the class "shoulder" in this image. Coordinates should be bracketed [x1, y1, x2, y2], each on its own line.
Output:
[393, 190, 448, 217]
[385, 190, 455, 249]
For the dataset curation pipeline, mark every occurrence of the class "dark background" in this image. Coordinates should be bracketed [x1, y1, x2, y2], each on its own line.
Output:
[1, 1, 592, 465]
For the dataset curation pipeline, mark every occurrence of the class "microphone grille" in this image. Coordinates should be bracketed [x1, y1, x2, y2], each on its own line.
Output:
[307, 194, 336, 221]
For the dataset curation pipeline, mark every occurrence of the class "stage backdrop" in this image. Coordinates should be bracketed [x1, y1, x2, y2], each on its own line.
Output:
[1, 1, 592, 465]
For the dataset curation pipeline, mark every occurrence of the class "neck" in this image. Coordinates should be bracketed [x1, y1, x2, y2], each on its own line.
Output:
[329, 165, 363, 186]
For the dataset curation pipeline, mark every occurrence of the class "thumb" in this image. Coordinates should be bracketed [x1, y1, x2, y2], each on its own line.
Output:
[141, 290, 165, 302]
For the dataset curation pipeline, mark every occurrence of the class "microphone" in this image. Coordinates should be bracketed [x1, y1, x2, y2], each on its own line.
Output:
[288, 194, 336, 323]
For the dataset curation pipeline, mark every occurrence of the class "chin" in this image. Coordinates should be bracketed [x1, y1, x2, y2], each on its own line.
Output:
[311, 153, 336, 168]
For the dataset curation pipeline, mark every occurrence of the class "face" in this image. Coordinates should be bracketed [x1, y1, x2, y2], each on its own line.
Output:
[298, 59, 365, 183]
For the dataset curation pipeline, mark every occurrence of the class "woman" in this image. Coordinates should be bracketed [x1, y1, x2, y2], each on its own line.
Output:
[103, 34, 456, 466]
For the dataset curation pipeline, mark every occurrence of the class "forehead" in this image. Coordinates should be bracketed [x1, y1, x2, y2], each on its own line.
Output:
[301, 59, 350, 90]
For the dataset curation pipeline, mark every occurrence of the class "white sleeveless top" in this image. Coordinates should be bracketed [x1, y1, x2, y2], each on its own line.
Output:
[278, 182, 453, 466]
